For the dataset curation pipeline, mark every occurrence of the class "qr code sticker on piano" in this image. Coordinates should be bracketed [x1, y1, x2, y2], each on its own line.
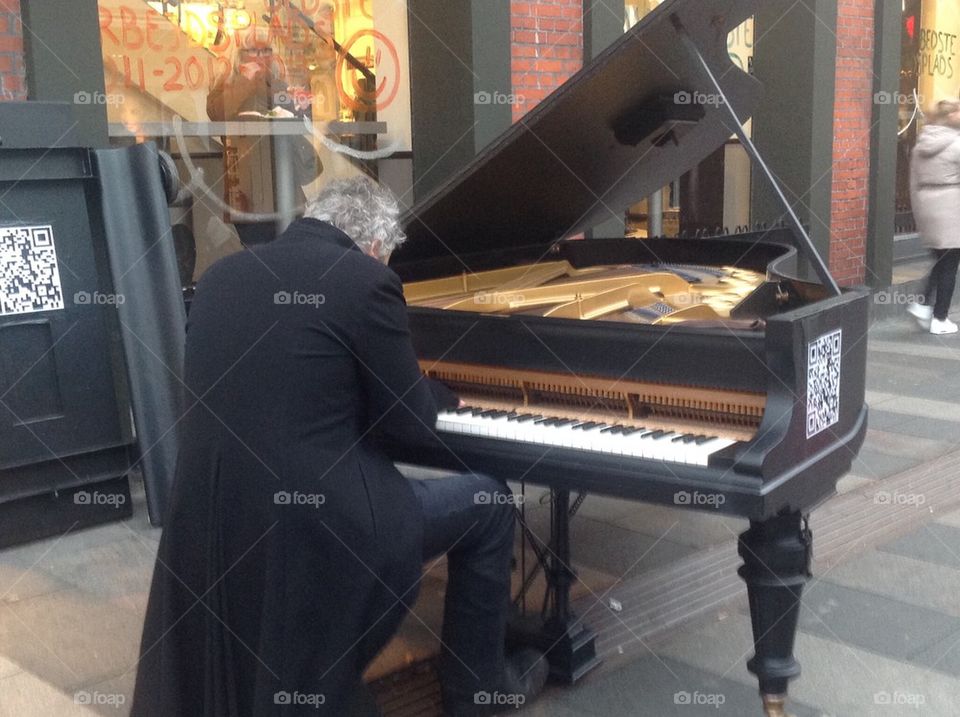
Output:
[0, 225, 64, 317]
[806, 328, 842, 439]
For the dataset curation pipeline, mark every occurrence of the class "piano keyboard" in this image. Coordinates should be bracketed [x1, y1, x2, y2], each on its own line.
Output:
[436, 407, 738, 466]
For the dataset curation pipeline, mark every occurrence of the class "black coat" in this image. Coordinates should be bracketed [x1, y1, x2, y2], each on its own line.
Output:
[131, 219, 456, 716]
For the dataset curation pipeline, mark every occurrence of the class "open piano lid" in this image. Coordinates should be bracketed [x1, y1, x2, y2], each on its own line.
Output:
[396, 0, 762, 266]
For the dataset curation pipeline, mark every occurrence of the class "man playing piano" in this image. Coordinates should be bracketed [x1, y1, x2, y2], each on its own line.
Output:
[131, 176, 547, 716]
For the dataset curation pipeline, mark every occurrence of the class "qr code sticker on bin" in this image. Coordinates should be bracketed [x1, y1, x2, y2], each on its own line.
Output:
[806, 328, 842, 439]
[0, 225, 64, 316]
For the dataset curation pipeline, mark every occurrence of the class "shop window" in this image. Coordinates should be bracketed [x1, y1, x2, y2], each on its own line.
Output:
[623, 2, 753, 238]
[97, 0, 411, 285]
[896, 0, 960, 236]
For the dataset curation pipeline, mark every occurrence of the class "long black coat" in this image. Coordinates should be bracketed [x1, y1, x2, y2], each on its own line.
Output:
[131, 219, 454, 716]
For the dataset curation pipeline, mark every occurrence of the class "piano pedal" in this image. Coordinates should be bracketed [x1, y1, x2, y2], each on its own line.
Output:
[506, 612, 601, 684]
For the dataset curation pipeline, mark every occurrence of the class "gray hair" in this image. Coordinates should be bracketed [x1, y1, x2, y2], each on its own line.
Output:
[304, 176, 406, 260]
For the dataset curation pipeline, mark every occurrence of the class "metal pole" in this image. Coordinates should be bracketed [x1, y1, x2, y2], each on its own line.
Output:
[671, 15, 842, 297]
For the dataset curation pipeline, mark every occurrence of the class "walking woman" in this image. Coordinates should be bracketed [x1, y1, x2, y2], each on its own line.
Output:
[907, 99, 960, 335]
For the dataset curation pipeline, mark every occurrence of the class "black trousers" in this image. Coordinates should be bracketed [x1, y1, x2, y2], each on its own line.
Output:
[410, 473, 516, 710]
[923, 248, 960, 320]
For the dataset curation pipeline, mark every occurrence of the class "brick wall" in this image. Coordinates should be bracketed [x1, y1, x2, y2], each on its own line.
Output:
[510, 0, 583, 122]
[0, 0, 25, 101]
[830, 0, 874, 286]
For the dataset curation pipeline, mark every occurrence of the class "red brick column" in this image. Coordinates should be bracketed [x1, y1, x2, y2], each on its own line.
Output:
[510, 0, 583, 122]
[830, 0, 874, 286]
[0, 0, 25, 101]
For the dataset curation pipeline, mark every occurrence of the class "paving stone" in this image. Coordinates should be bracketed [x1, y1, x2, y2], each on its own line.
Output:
[908, 626, 960, 678]
[793, 580, 960, 662]
[608, 503, 747, 550]
[541, 654, 823, 717]
[0, 562, 71, 604]
[835, 474, 876, 495]
[0, 591, 143, 692]
[867, 411, 960, 443]
[518, 508, 697, 581]
[72, 669, 135, 717]
[865, 392, 960, 423]
[934, 509, 960, 529]
[848, 448, 922, 482]
[880, 522, 960, 570]
[0, 655, 21, 680]
[656, 611, 960, 717]
[18, 535, 156, 614]
[863, 408, 921, 432]
[824, 549, 960, 619]
[0, 669, 99, 717]
[862, 428, 952, 462]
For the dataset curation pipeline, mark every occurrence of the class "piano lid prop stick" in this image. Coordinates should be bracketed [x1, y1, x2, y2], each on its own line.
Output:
[669, 14, 842, 298]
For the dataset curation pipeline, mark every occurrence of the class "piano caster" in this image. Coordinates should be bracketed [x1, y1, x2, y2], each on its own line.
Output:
[761, 693, 793, 717]
[738, 513, 811, 717]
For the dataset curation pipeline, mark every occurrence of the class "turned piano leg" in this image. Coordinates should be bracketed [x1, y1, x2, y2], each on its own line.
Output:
[737, 512, 812, 717]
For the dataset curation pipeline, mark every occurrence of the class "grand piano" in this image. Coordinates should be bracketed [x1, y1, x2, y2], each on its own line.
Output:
[385, 1, 869, 715]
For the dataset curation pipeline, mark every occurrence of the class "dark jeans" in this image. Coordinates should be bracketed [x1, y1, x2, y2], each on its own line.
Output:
[409, 473, 516, 709]
[923, 248, 960, 320]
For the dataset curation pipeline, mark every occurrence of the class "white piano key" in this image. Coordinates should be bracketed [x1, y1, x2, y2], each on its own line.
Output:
[435, 409, 739, 467]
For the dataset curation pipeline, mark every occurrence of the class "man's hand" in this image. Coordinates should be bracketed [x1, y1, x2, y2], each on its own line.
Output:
[458, 399, 467, 409]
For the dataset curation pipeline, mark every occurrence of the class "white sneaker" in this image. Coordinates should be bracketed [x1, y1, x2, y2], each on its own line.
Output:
[907, 301, 933, 329]
[930, 318, 959, 335]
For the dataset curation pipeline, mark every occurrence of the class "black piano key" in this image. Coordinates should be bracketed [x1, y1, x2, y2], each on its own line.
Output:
[577, 421, 599, 430]
[506, 412, 519, 419]
[455, 406, 474, 415]
[681, 434, 698, 444]
[479, 410, 500, 418]
[600, 425, 622, 433]
[555, 419, 576, 426]
[671, 434, 687, 442]
[695, 435, 717, 445]
[621, 427, 642, 435]
[517, 414, 542, 423]
[651, 431, 671, 440]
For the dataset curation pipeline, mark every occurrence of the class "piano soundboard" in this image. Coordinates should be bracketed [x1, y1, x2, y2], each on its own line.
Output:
[405, 261, 766, 323]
